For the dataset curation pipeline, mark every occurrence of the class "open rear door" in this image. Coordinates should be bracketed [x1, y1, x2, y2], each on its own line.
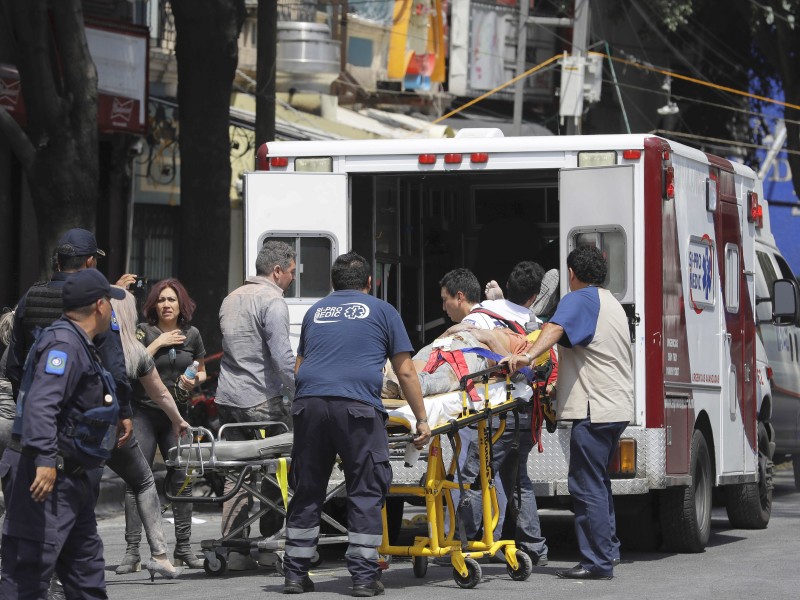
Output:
[243, 172, 349, 350]
[559, 165, 635, 303]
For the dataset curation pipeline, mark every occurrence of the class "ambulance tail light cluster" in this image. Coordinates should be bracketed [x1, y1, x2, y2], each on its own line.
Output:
[256, 144, 270, 170]
[748, 191, 763, 228]
[417, 153, 491, 165]
[608, 438, 637, 478]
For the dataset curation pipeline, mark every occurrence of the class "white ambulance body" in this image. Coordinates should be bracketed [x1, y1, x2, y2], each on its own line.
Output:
[243, 132, 798, 552]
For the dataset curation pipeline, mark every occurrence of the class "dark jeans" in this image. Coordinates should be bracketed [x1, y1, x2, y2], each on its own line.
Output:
[106, 434, 167, 556]
[459, 424, 548, 559]
[125, 403, 194, 547]
[568, 418, 628, 575]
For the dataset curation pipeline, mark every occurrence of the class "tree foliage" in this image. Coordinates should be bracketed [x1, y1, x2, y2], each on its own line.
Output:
[641, 0, 800, 202]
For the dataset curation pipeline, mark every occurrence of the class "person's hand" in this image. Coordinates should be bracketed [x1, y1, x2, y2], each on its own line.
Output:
[443, 321, 477, 336]
[172, 418, 191, 440]
[413, 421, 431, 449]
[484, 280, 504, 300]
[156, 330, 186, 350]
[178, 373, 197, 390]
[117, 418, 133, 447]
[116, 273, 137, 289]
[502, 353, 531, 373]
[30, 466, 57, 502]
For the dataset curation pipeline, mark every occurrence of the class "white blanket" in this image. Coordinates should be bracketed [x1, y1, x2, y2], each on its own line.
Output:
[387, 381, 533, 430]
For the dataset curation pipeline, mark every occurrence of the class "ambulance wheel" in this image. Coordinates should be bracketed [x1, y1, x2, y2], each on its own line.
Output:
[660, 429, 712, 552]
[412, 556, 428, 578]
[724, 422, 772, 529]
[506, 550, 532, 581]
[452, 558, 482, 589]
[203, 554, 227, 577]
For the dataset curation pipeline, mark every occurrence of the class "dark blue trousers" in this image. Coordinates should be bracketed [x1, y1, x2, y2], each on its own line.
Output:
[567, 418, 627, 576]
[0, 450, 106, 599]
[284, 397, 391, 585]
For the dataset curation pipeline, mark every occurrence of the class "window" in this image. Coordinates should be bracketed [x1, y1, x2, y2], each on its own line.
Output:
[724, 243, 740, 313]
[571, 227, 627, 297]
[264, 235, 334, 298]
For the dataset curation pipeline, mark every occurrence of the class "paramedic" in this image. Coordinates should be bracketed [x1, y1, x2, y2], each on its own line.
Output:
[457, 261, 551, 566]
[0, 269, 126, 599]
[507, 245, 634, 580]
[284, 252, 430, 597]
[216, 240, 297, 571]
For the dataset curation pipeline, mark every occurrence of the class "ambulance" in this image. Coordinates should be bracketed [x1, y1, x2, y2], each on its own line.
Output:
[242, 131, 800, 552]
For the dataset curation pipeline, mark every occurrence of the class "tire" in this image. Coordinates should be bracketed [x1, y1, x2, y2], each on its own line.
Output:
[660, 429, 712, 553]
[506, 550, 532, 582]
[452, 558, 482, 589]
[203, 554, 227, 577]
[793, 455, 800, 491]
[275, 554, 285, 576]
[412, 556, 428, 578]
[724, 422, 772, 529]
[309, 550, 323, 569]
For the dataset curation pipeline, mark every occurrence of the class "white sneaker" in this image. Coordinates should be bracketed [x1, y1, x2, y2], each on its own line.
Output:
[227, 552, 258, 571]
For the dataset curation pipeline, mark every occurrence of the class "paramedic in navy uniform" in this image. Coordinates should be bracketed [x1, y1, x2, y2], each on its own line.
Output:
[283, 252, 431, 597]
[506, 246, 634, 580]
[0, 269, 126, 599]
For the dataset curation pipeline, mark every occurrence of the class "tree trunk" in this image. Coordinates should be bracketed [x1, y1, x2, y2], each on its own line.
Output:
[1, 0, 99, 279]
[170, 0, 246, 353]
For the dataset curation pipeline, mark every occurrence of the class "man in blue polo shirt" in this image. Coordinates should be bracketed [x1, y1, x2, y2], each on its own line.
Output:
[283, 252, 431, 597]
[507, 245, 634, 580]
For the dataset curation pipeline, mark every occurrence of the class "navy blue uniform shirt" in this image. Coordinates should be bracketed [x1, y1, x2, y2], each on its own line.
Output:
[20, 317, 109, 470]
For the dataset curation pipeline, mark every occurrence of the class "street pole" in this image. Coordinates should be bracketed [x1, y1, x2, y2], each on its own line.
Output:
[255, 0, 277, 163]
[512, 0, 530, 136]
[566, 0, 589, 135]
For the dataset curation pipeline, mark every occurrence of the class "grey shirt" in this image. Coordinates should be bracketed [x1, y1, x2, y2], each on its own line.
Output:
[215, 275, 295, 409]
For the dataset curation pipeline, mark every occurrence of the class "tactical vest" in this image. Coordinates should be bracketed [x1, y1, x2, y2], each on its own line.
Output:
[14, 320, 120, 462]
[22, 283, 64, 354]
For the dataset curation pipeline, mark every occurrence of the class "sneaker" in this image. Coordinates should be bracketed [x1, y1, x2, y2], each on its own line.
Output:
[352, 581, 384, 597]
[284, 576, 314, 594]
[227, 551, 258, 571]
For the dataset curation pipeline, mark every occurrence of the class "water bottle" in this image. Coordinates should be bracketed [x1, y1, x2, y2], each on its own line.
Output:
[179, 360, 199, 392]
[404, 442, 421, 467]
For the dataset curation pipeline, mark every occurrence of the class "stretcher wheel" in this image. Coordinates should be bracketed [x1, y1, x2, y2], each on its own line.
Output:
[309, 551, 323, 568]
[452, 558, 481, 589]
[412, 556, 428, 578]
[506, 550, 532, 581]
[203, 554, 227, 577]
[275, 555, 285, 576]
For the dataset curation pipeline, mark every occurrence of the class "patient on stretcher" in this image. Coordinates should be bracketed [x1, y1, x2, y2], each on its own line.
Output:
[381, 326, 535, 399]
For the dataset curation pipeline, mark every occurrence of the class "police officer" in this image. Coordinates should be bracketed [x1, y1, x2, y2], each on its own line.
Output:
[283, 252, 430, 597]
[0, 269, 126, 599]
[6, 228, 133, 446]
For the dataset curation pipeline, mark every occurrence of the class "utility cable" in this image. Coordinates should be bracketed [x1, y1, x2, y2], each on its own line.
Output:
[604, 41, 631, 134]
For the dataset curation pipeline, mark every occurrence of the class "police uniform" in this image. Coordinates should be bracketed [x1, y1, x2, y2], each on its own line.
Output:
[0, 272, 123, 599]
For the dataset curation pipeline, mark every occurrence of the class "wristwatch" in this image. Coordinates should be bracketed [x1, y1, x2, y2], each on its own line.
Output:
[523, 352, 533, 363]
[417, 418, 428, 424]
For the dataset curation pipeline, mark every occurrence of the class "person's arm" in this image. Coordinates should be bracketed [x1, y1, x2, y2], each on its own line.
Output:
[143, 329, 186, 357]
[178, 356, 206, 389]
[294, 355, 304, 374]
[263, 299, 296, 395]
[139, 368, 190, 438]
[390, 351, 431, 449]
[505, 322, 564, 372]
[6, 296, 27, 396]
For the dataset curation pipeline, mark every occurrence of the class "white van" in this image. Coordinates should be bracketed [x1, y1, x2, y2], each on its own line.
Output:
[754, 216, 800, 490]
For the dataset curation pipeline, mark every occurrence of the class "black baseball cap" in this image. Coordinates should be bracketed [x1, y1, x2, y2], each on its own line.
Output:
[57, 228, 106, 257]
[62, 269, 125, 310]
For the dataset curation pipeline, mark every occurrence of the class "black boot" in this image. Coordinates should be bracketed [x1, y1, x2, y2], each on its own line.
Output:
[173, 539, 204, 569]
[115, 540, 142, 574]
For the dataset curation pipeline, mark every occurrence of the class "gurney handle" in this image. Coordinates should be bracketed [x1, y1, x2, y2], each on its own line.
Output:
[458, 364, 510, 388]
[164, 465, 253, 504]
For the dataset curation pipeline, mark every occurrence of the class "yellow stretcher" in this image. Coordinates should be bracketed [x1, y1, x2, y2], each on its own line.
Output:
[379, 365, 536, 588]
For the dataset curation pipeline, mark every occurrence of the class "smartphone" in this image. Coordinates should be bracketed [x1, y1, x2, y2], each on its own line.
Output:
[134, 277, 148, 291]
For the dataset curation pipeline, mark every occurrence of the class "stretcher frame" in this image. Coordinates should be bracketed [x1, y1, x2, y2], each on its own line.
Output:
[379, 365, 536, 588]
[165, 421, 348, 577]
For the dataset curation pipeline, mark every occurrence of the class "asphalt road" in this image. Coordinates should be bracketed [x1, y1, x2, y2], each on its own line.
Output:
[101, 464, 799, 600]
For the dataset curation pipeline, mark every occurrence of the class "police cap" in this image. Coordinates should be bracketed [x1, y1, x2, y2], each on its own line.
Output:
[58, 228, 106, 257]
[62, 269, 125, 310]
